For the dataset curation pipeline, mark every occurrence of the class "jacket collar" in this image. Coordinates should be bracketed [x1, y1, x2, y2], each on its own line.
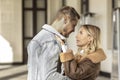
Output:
[86, 48, 107, 63]
[42, 24, 66, 40]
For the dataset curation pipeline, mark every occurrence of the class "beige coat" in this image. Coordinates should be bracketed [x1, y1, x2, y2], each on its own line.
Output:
[60, 48, 106, 80]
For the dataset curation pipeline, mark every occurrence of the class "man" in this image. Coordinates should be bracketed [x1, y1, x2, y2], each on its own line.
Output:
[27, 6, 80, 80]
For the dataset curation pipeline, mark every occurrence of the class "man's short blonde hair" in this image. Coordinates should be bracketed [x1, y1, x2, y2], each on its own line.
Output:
[55, 6, 80, 22]
[52, 6, 80, 33]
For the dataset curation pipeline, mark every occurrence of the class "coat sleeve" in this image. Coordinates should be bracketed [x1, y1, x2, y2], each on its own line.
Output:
[60, 49, 105, 80]
[63, 58, 98, 80]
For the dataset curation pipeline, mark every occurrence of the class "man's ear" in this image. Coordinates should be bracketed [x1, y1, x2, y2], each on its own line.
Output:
[64, 15, 69, 24]
[64, 17, 67, 24]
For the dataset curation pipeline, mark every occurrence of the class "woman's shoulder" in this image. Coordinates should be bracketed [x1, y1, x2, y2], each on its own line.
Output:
[86, 48, 107, 63]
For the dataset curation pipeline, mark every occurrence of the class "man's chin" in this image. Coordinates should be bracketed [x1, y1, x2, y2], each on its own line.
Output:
[65, 35, 69, 38]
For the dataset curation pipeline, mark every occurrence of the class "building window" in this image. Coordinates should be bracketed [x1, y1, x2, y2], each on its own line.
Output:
[81, 0, 89, 14]
[22, 0, 47, 63]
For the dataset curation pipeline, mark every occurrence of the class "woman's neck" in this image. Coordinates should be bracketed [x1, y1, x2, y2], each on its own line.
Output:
[81, 45, 88, 50]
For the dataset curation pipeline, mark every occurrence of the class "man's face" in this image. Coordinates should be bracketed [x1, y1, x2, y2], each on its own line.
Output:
[62, 20, 78, 38]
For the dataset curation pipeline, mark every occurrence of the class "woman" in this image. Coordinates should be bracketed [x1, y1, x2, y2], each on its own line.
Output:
[60, 24, 106, 80]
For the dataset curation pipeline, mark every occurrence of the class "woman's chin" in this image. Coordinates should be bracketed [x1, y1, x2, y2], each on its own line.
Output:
[76, 44, 80, 47]
[76, 44, 82, 47]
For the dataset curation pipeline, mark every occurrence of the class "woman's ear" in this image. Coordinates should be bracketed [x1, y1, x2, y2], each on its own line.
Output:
[88, 36, 93, 42]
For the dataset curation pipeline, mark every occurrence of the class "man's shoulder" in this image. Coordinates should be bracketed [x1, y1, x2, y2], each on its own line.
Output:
[32, 29, 56, 44]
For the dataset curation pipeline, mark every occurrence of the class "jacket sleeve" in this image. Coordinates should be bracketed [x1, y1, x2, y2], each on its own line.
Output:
[63, 58, 98, 80]
[45, 40, 71, 80]
[27, 40, 40, 80]
[27, 40, 71, 80]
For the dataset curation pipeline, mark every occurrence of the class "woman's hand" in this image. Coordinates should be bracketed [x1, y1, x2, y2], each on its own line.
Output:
[60, 49, 74, 62]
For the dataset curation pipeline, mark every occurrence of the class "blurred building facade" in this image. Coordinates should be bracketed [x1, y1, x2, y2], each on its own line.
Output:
[0, 0, 115, 78]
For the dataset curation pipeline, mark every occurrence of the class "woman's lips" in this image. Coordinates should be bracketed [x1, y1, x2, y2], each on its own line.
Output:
[76, 40, 80, 43]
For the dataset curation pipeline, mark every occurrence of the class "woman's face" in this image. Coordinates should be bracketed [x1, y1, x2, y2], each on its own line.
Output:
[76, 27, 91, 48]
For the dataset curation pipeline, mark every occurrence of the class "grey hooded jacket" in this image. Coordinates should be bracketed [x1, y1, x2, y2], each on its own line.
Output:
[27, 24, 71, 80]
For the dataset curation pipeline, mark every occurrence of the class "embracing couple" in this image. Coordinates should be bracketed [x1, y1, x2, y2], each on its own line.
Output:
[27, 6, 106, 80]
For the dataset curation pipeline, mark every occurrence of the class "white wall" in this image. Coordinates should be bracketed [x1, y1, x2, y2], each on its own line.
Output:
[66, 0, 81, 14]
[89, 0, 112, 73]
[47, 0, 62, 24]
[0, 6, 1, 34]
[0, 0, 22, 63]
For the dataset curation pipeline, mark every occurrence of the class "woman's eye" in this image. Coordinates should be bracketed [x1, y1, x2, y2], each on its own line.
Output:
[80, 31, 82, 34]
